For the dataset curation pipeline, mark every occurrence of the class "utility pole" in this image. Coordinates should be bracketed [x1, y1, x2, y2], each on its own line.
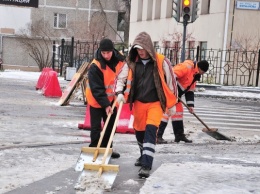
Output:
[181, 20, 188, 61]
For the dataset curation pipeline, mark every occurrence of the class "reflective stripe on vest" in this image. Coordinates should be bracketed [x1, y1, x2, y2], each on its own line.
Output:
[156, 54, 178, 108]
[123, 70, 132, 100]
[124, 54, 177, 108]
[86, 59, 124, 108]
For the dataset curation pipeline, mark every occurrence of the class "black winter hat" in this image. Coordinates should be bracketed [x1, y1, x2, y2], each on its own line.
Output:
[99, 38, 114, 51]
[198, 60, 209, 72]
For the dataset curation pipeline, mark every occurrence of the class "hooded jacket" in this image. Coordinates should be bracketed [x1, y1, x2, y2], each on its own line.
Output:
[115, 31, 178, 111]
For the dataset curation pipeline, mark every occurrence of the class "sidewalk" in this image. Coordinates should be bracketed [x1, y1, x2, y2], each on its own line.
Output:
[196, 83, 260, 100]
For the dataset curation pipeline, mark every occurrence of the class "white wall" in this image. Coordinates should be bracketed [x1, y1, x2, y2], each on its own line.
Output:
[0, 6, 31, 33]
[129, 0, 228, 50]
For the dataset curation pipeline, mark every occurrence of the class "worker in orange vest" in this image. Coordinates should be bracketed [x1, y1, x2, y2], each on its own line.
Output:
[85, 38, 126, 158]
[114, 32, 178, 178]
[157, 60, 209, 144]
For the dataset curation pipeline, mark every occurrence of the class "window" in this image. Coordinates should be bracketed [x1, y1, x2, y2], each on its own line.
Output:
[54, 13, 67, 29]
[187, 41, 195, 59]
[165, 41, 171, 48]
[165, 0, 172, 18]
[146, 0, 153, 20]
[154, 0, 161, 19]
[201, 0, 210, 15]
[200, 42, 208, 60]
[173, 41, 180, 65]
[137, 0, 143, 21]
[154, 41, 160, 52]
[174, 41, 180, 50]
[163, 41, 171, 60]
[117, 11, 126, 31]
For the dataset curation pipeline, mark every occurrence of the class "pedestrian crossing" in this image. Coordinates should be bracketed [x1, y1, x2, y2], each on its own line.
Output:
[183, 98, 260, 132]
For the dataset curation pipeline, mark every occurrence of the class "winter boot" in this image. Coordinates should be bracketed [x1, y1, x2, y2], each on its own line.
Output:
[135, 156, 142, 166]
[157, 121, 168, 137]
[111, 151, 120, 158]
[175, 134, 192, 143]
[138, 166, 151, 178]
[157, 136, 168, 144]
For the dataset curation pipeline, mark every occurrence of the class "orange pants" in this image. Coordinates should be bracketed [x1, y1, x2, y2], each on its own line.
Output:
[133, 101, 163, 131]
[158, 101, 185, 137]
[161, 101, 183, 122]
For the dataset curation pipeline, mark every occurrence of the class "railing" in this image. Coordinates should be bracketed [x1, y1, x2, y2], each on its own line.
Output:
[156, 46, 260, 87]
[53, 38, 260, 87]
[53, 37, 127, 75]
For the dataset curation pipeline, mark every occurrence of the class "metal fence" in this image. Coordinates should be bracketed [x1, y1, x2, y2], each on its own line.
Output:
[53, 37, 127, 76]
[156, 46, 260, 87]
[53, 38, 260, 87]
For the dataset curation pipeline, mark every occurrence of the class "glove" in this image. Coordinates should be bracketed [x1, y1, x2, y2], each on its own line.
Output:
[194, 74, 201, 81]
[116, 93, 125, 103]
[178, 86, 184, 98]
[168, 106, 176, 116]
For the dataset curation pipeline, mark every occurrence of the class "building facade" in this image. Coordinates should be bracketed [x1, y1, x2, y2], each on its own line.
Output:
[0, 0, 129, 70]
[128, 0, 260, 86]
[129, 0, 260, 53]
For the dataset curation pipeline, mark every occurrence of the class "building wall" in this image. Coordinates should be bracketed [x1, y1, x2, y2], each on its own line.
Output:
[2, 36, 39, 70]
[1, 0, 125, 69]
[129, 0, 260, 51]
[230, 0, 260, 50]
[33, 0, 119, 40]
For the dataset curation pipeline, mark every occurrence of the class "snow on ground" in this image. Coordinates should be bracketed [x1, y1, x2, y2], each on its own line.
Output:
[140, 162, 260, 194]
[1, 69, 260, 100]
[1, 69, 260, 194]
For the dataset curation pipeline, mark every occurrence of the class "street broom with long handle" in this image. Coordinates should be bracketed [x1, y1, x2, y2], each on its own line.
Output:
[178, 97, 232, 141]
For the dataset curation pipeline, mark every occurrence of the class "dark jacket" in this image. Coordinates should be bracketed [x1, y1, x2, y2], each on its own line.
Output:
[127, 31, 167, 111]
[88, 49, 125, 108]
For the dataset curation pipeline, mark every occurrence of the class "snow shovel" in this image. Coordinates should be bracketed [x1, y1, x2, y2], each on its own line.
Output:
[178, 98, 232, 141]
[75, 101, 117, 172]
[80, 101, 123, 189]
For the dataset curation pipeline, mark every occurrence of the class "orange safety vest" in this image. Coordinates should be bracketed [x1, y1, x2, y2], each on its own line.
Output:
[174, 60, 199, 92]
[86, 59, 124, 108]
[124, 53, 177, 109]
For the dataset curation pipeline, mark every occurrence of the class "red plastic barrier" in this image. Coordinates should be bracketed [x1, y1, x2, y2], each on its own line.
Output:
[78, 103, 135, 134]
[35, 68, 52, 90]
[42, 70, 62, 97]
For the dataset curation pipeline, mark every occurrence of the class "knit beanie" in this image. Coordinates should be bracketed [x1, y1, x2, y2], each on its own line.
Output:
[99, 39, 114, 51]
[198, 60, 209, 72]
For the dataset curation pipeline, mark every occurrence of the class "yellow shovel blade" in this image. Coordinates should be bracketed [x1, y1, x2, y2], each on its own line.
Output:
[75, 164, 119, 191]
[75, 147, 112, 171]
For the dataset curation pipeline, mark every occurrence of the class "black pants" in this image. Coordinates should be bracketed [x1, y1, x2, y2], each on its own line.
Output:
[157, 120, 184, 137]
[135, 124, 157, 168]
[89, 104, 117, 148]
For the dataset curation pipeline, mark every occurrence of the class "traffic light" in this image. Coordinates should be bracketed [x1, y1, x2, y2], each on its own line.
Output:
[182, 0, 191, 22]
[191, 0, 200, 22]
[172, 0, 181, 22]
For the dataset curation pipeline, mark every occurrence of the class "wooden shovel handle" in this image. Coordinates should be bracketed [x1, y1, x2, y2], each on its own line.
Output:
[178, 97, 212, 131]
[97, 101, 124, 176]
[92, 100, 117, 162]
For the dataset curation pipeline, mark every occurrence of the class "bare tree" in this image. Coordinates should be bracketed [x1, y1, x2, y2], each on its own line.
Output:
[87, 0, 130, 46]
[231, 31, 260, 86]
[160, 31, 195, 64]
[16, 0, 131, 71]
[17, 19, 56, 71]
